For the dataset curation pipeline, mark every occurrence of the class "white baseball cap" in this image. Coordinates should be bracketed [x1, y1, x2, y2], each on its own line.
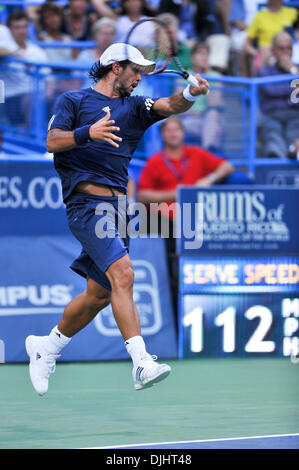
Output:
[99, 43, 156, 73]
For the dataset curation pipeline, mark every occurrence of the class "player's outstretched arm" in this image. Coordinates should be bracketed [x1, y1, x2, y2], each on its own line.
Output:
[152, 74, 210, 117]
[46, 111, 122, 153]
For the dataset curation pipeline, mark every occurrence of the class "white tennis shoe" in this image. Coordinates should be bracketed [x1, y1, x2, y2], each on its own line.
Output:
[25, 335, 60, 396]
[133, 354, 171, 390]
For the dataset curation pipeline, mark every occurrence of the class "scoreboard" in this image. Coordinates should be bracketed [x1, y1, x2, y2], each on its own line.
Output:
[178, 258, 299, 358]
[177, 187, 299, 359]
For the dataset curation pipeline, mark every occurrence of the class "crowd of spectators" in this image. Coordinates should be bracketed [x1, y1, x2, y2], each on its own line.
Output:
[0, 0, 298, 158]
[0, 0, 298, 74]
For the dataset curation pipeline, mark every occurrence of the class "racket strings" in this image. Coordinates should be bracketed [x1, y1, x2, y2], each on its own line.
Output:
[126, 20, 174, 73]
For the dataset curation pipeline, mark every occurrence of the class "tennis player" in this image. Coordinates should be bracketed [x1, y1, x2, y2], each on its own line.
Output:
[25, 43, 209, 395]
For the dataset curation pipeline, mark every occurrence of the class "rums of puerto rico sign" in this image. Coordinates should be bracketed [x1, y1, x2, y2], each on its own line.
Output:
[176, 186, 299, 255]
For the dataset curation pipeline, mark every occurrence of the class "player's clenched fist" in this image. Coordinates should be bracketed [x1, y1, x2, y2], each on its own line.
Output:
[189, 74, 210, 96]
[89, 111, 122, 148]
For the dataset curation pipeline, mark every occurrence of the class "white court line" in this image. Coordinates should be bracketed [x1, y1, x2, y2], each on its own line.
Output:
[83, 433, 299, 449]
[0, 308, 63, 316]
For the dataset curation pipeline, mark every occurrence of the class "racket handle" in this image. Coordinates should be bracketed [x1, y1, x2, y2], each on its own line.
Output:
[187, 74, 200, 87]
[187, 73, 210, 95]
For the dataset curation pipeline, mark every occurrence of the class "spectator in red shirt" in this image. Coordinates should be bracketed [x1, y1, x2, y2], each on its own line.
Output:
[138, 115, 236, 218]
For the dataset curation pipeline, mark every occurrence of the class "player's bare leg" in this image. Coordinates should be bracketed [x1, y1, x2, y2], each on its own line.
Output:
[58, 278, 111, 337]
[105, 254, 140, 340]
[25, 277, 111, 396]
[106, 254, 171, 390]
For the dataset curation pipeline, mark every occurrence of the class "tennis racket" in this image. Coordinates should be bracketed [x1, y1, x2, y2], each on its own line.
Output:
[125, 17, 199, 87]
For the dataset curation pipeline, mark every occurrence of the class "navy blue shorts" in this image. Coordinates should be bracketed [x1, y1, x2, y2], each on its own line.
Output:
[66, 192, 130, 291]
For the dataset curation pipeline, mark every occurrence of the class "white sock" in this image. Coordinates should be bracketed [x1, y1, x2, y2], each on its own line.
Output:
[125, 335, 149, 366]
[43, 325, 71, 354]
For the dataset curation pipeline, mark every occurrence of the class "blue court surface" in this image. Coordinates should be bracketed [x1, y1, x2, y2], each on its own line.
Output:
[89, 433, 299, 449]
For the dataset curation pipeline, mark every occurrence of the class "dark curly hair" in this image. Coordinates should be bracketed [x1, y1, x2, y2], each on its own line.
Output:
[39, 3, 63, 30]
[88, 60, 131, 82]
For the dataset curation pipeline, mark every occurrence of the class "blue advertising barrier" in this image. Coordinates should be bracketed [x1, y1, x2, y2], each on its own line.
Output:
[0, 159, 177, 362]
[255, 164, 299, 187]
[176, 186, 299, 256]
[0, 159, 68, 235]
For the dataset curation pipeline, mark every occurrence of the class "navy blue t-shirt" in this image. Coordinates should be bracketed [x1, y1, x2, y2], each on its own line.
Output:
[48, 87, 164, 202]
